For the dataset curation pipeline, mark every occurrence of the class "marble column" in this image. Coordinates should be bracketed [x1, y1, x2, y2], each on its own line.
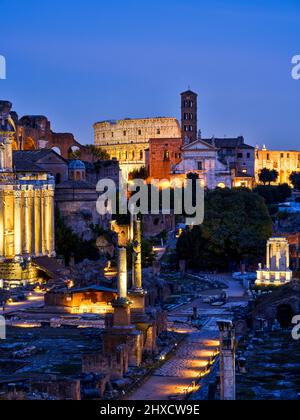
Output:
[34, 189, 42, 256]
[49, 190, 55, 256]
[13, 190, 22, 257]
[4, 137, 13, 171]
[133, 219, 142, 290]
[0, 146, 5, 171]
[41, 190, 46, 255]
[266, 242, 270, 269]
[218, 320, 236, 401]
[0, 191, 4, 257]
[23, 190, 30, 255]
[118, 248, 128, 299]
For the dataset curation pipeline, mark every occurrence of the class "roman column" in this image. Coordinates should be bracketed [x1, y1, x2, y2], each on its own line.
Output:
[0, 191, 4, 257]
[266, 241, 270, 269]
[14, 190, 22, 257]
[132, 219, 142, 290]
[23, 189, 30, 255]
[4, 137, 13, 172]
[218, 320, 236, 401]
[34, 189, 42, 256]
[41, 189, 46, 255]
[118, 247, 128, 299]
[48, 189, 55, 256]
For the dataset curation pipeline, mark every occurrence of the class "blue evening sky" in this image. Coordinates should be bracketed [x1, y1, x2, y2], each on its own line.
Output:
[0, 0, 299, 149]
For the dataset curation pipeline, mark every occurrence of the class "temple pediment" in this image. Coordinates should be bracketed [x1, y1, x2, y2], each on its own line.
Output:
[182, 139, 216, 151]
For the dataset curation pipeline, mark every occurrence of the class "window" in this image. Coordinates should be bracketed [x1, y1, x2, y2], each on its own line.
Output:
[164, 150, 170, 160]
[267, 154, 270, 160]
[190, 114, 193, 121]
[238, 153, 243, 158]
[123, 131, 127, 136]
[112, 132, 114, 138]
[138, 130, 142, 136]
[247, 153, 251, 159]
[157, 129, 161, 135]
[103, 133, 105, 139]
[189, 126, 193, 132]
[281, 153, 284, 159]
[184, 126, 188, 132]
[197, 161, 203, 171]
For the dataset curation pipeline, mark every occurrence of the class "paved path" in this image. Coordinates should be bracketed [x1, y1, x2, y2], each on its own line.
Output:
[0, 294, 44, 316]
[127, 276, 247, 401]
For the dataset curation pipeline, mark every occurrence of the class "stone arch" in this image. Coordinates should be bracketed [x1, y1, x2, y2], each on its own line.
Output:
[52, 146, 62, 155]
[68, 145, 81, 159]
[24, 137, 36, 150]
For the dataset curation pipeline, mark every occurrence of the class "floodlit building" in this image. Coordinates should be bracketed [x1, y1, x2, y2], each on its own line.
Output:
[94, 117, 181, 179]
[255, 147, 300, 185]
[0, 102, 55, 287]
[256, 237, 293, 287]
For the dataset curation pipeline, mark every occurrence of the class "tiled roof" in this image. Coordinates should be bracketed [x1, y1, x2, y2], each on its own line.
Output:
[204, 137, 254, 150]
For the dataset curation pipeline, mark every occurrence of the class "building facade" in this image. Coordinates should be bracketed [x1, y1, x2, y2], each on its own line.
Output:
[255, 147, 300, 185]
[148, 137, 182, 180]
[172, 138, 232, 189]
[205, 137, 255, 188]
[94, 118, 181, 179]
[0, 102, 55, 287]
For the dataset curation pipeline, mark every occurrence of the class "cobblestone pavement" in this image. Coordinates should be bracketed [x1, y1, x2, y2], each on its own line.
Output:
[127, 277, 248, 401]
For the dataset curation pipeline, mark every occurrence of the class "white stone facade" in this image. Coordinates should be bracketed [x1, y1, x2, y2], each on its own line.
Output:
[172, 139, 232, 189]
[256, 237, 293, 286]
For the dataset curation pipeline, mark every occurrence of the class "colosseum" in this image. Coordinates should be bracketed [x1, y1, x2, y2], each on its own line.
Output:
[94, 118, 181, 179]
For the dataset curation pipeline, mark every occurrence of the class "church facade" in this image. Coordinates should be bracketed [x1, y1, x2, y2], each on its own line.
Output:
[171, 138, 232, 189]
[0, 102, 55, 287]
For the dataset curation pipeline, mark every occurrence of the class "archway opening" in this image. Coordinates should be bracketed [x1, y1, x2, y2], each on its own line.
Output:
[24, 137, 36, 150]
[52, 147, 61, 155]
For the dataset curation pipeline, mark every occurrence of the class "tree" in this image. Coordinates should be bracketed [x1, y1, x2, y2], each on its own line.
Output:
[290, 172, 300, 190]
[259, 168, 279, 185]
[254, 184, 292, 205]
[55, 209, 100, 265]
[84, 145, 110, 161]
[128, 167, 148, 180]
[177, 188, 273, 271]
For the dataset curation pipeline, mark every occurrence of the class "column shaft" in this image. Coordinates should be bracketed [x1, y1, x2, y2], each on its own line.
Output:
[14, 191, 22, 256]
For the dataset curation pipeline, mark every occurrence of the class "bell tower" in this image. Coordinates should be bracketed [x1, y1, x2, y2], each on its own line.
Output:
[181, 90, 198, 144]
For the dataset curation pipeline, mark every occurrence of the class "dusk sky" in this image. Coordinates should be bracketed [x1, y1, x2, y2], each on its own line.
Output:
[1, 0, 300, 149]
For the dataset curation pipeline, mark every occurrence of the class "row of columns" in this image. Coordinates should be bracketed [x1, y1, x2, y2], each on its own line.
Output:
[266, 240, 290, 271]
[0, 186, 55, 260]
